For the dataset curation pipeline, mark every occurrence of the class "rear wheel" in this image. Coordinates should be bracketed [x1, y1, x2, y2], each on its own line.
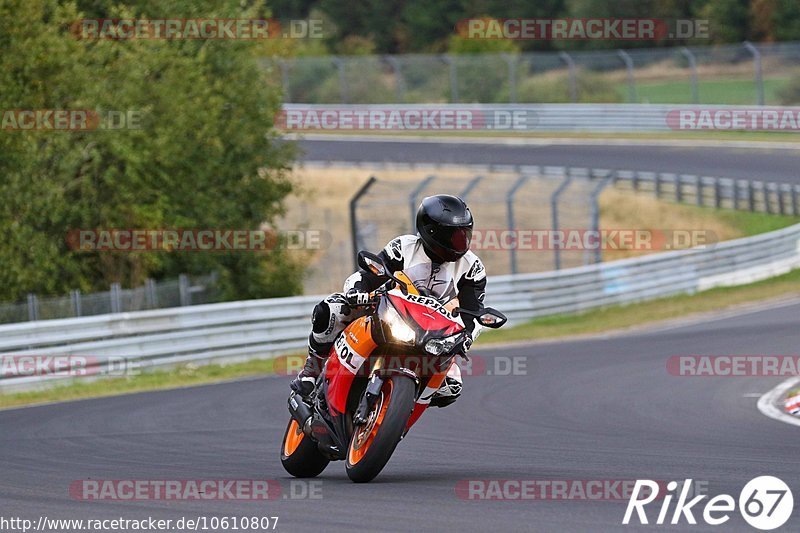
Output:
[280, 418, 329, 478]
[345, 376, 415, 483]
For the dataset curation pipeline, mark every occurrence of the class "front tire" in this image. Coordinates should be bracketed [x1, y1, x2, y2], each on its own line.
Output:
[345, 376, 415, 483]
[280, 419, 329, 478]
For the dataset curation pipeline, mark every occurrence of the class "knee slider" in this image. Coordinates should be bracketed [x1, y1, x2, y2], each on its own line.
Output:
[311, 301, 332, 334]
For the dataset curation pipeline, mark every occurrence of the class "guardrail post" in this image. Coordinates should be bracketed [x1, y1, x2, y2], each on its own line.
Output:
[694, 176, 702, 206]
[714, 178, 722, 208]
[766, 183, 776, 214]
[748, 181, 756, 212]
[590, 170, 616, 264]
[550, 172, 574, 270]
[279, 59, 291, 103]
[459, 175, 483, 201]
[409, 175, 436, 231]
[655, 172, 663, 198]
[675, 174, 684, 203]
[632, 170, 640, 191]
[110, 283, 122, 313]
[733, 180, 740, 210]
[502, 54, 518, 103]
[383, 55, 405, 102]
[441, 55, 459, 103]
[178, 275, 190, 307]
[743, 41, 765, 106]
[559, 51, 578, 103]
[793, 185, 800, 216]
[507, 175, 531, 274]
[778, 184, 787, 215]
[680, 47, 699, 104]
[617, 50, 637, 103]
[349, 176, 378, 269]
[27, 293, 39, 321]
[331, 57, 348, 103]
[70, 289, 82, 317]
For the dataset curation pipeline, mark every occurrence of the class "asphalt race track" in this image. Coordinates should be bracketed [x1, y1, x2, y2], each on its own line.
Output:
[2, 300, 799, 532]
[298, 137, 800, 183]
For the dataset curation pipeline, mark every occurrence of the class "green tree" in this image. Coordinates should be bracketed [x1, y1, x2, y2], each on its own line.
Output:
[0, 0, 300, 302]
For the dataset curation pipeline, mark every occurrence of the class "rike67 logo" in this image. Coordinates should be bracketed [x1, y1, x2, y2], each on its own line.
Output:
[623, 476, 793, 530]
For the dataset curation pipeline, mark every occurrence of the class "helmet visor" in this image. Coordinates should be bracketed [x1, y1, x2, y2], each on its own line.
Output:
[431, 225, 472, 255]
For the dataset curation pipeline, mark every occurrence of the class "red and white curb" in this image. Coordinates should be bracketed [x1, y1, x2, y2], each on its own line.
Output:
[757, 377, 800, 427]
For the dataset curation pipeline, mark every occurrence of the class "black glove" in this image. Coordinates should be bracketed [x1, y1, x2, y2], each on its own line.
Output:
[345, 288, 374, 306]
[453, 332, 473, 359]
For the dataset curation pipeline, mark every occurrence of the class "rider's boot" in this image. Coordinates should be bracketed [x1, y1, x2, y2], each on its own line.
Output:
[290, 335, 331, 397]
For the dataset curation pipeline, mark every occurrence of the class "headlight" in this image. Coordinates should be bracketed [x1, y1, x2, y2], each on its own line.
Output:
[424, 333, 461, 356]
[381, 304, 415, 343]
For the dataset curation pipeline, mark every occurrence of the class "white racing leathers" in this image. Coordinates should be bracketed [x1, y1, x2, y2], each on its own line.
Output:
[308, 234, 487, 354]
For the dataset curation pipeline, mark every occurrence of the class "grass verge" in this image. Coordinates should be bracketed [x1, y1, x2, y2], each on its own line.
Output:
[4, 267, 800, 410]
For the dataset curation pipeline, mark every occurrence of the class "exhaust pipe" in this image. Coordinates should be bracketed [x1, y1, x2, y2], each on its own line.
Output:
[288, 393, 313, 433]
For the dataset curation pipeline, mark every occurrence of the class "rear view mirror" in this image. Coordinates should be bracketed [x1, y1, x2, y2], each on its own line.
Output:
[357, 250, 387, 277]
[477, 308, 507, 329]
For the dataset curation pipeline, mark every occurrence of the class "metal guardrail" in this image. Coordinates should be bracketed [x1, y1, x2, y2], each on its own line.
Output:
[2, 219, 799, 392]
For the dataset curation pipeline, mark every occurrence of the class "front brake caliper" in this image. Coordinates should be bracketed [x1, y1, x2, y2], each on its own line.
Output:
[353, 373, 384, 425]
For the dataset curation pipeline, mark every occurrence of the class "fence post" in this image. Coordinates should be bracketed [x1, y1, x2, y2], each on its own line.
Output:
[331, 57, 348, 103]
[733, 179, 740, 210]
[714, 178, 722, 208]
[590, 170, 616, 265]
[558, 51, 578, 103]
[675, 174, 683, 203]
[409, 175, 437, 231]
[550, 172, 574, 270]
[680, 47, 699, 104]
[279, 59, 291, 103]
[617, 49, 637, 103]
[765, 183, 776, 214]
[441, 55, 459, 103]
[178, 275, 190, 307]
[70, 289, 82, 317]
[459, 175, 483, 201]
[779, 184, 787, 215]
[383, 55, 405, 102]
[655, 172, 663, 198]
[110, 283, 122, 313]
[748, 181, 756, 212]
[349, 176, 378, 270]
[145, 278, 157, 308]
[502, 54, 518, 103]
[507, 175, 531, 274]
[743, 41, 765, 106]
[27, 293, 39, 321]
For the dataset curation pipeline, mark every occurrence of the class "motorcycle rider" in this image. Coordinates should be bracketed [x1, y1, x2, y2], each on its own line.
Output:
[290, 194, 486, 407]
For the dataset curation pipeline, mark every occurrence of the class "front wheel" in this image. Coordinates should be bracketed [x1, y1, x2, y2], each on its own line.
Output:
[280, 418, 329, 478]
[345, 375, 416, 483]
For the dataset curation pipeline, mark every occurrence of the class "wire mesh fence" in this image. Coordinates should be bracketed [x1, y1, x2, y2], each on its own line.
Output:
[272, 41, 800, 106]
[0, 273, 221, 325]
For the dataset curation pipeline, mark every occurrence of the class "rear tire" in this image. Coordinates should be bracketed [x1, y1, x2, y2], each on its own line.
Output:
[280, 419, 329, 478]
[345, 376, 415, 483]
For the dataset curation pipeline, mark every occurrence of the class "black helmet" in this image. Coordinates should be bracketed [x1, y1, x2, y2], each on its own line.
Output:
[415, 194, 473, 262]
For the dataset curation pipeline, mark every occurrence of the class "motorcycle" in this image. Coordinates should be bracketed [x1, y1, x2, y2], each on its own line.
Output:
[280, 250, 507, 483]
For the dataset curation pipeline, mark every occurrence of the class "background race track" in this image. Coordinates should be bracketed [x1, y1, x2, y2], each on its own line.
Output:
[2, 300, 799, 532]
[298, 138, 800, 184]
